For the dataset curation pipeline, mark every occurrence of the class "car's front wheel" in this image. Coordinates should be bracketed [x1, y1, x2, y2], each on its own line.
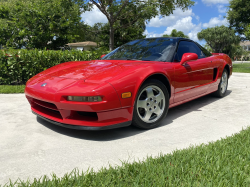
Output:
[132, 79, 169, 129]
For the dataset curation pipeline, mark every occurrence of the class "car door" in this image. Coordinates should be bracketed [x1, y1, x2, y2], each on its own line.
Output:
[173, 41, 212, 103]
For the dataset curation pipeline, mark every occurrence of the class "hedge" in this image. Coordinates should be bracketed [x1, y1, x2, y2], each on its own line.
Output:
[0, 49, 109, 85]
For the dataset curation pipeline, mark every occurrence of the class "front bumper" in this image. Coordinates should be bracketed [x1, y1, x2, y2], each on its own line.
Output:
[33, 111, 132, 130]
[26, 95, 133, 129]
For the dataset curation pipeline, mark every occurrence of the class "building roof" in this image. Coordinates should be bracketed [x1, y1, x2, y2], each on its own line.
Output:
[66, 41, 97, 47]
[240, 41, 250, 46]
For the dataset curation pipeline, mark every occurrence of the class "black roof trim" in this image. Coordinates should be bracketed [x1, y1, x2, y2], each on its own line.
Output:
[142, 37, 194, 42]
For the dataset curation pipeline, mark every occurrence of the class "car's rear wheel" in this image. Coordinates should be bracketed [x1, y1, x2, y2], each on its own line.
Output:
[213, 69, 228, 98]
[132, 79, 169, 129]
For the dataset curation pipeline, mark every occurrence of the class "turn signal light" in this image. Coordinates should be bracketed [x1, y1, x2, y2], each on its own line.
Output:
[67, 96, 102, 102]
[122, 92, 131, 99]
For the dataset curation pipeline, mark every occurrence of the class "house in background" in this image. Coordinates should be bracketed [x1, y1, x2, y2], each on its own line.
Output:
[66, 41, 97, 51]
[239, 41, 250, 61]
[240, 41, 250, 52]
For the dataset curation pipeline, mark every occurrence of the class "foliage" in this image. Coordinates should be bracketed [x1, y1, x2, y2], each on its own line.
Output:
[83, 0, 195, 50]
[223, 44, 249, 59]
[72, 20, 146, 49]
[0, 19, 12, 48]
[227, 0, 250, 40]
[0, 0, 82, 49]
[203, 43, 212, 53]
[202, 35, 247, 59]
[0, 49, 109, 85]
[197, 26, 241, 53]
[163, 29, 189, 38]
[245, 25, 250, 40]
[4, 126, 250, 186]
[72, 23, 105, 46]
[98, 22, 146, 49]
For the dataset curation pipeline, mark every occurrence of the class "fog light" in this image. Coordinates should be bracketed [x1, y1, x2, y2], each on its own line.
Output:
[67, 96, 102, 102]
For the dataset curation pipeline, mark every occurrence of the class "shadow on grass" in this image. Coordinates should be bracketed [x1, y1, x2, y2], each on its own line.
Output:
[37, 90, 232, 141]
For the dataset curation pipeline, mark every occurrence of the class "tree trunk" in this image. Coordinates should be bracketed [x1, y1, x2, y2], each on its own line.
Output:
[109, 23, 114, 51]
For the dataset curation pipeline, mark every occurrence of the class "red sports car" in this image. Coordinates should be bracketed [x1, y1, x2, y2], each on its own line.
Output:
[25, 37, 232, 130]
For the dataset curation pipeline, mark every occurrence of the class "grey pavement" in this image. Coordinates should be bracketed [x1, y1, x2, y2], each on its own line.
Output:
[1, 73, 250, 185]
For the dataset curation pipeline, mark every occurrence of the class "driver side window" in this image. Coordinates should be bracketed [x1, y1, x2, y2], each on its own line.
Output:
[175, 41, 205, 62]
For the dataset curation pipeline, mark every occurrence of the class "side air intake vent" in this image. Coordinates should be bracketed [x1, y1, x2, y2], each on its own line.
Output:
[213, 68, 218, 81]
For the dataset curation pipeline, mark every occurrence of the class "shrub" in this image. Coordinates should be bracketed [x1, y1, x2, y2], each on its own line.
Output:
[0, 49, 109, 85]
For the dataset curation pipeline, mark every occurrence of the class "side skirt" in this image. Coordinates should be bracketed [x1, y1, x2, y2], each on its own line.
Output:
[169, 87, 218, 109]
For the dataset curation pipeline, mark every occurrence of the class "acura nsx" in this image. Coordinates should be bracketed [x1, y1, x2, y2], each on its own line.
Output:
[25, 37, 232, 130]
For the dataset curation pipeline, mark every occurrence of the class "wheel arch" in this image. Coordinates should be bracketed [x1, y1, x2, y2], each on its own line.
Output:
[224, 64, 230, 75]
[134, 73, 171, 105]
[144, 74, 171, 98]
[221, 54, 232, 77]
[132, 75, 171, 129]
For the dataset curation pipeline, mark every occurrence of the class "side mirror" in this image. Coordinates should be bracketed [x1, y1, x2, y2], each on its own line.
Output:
[100, 54, 106, 58]
[180, 53, 198, 65]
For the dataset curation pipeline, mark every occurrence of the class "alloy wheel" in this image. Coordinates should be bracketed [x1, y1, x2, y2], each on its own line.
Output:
[136, 85, 165, 123]
[221, 71, 228, 94]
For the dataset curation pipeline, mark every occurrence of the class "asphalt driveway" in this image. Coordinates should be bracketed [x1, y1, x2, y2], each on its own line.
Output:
[1, 73, 250, 185]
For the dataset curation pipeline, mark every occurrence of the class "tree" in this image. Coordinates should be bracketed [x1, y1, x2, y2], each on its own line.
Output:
[72, 20, 145, 50]
[162, 29, 189, 38]
[203, 43, 212, 53]
[0, 0, 82, 49]
[227, 0, 250, 40]
[84, 0, 194, 50]
[71, 22, 102, 44]
[223, 43, 249, 59]
[245, 25, 250, 40]
[98, 19, 146, 49]
[197, 26, 240, 53]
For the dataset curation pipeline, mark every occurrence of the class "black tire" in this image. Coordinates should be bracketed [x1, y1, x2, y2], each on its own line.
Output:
[213, 69, 228, 98]
[132, 79, 169, 129]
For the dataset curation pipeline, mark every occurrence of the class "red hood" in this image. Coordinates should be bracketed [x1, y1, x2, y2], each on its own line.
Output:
[46, 60, 121, 80]
[30, 60, 153, 83]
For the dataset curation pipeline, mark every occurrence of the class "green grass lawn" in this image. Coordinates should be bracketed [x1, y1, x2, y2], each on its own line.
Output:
[233, 63, 250, 73]
[4, 127, 250, 187]
[0, 85, 25, 94]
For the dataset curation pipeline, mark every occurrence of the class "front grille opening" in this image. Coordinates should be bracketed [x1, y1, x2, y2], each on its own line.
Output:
[33, 98, 58, 111]
[78, 111, 98, 118]
[77, 111, 98, 121]
[33, 104, 63, 120]
[67, 111, 98, 121]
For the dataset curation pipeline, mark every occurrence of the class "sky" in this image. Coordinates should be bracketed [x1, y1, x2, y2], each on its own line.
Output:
[81, 0, 230, 46]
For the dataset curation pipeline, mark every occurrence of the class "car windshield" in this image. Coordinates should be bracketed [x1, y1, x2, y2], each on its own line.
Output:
[102, 38, 176, 62]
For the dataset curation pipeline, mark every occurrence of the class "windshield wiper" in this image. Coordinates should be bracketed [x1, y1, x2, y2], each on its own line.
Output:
[126, 58, 152, 61]
[126, 58, 141, 61]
